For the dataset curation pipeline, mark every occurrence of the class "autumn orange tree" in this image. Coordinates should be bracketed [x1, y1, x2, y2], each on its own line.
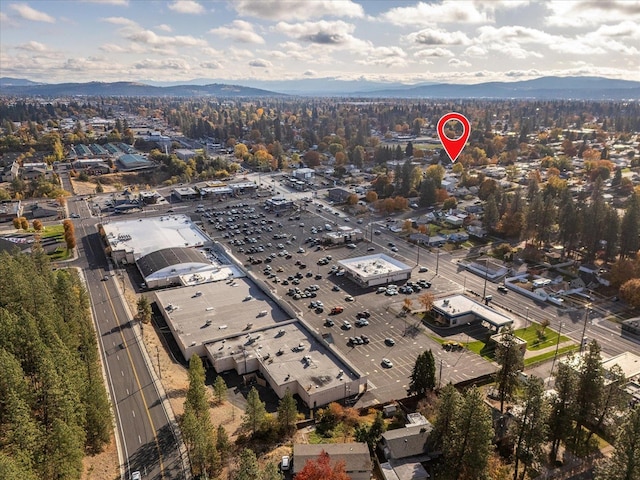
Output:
[295, 451, 349, 480]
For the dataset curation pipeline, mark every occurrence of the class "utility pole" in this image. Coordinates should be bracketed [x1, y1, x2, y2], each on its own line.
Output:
[548, 322, 564, 387]
[580, 303, 592, 353]
[156, 346, 161, 379]
[438, 358, 443, 389]
[524, 307, 529, 330]
[482, 262, 489, 300]
[436, 247, 440, 274]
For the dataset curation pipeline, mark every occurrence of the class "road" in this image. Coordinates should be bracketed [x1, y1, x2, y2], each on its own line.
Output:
[61, 174, 187, 480]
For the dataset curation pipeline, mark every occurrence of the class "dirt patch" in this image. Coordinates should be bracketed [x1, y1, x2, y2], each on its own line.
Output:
[82, 434, 119, 480]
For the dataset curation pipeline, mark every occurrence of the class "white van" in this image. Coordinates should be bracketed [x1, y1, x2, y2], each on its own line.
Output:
[281, 455, 290, 471]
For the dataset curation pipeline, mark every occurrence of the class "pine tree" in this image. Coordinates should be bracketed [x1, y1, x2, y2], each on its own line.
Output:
[276, 388, 298, 435]
[213, 375, 227, 405]
[619, 193, 640, 258]
[236, 448, 260, 480]
[408, 350, 436, 397]
[595, 405, 640, 480]
[574, 342, 604, 448]
[511, 377, 549, 480]
[216, 424, 231, 461]
[443, 386, 494, 480]
[260, 461, 284, 480]
[431, 383, 461, 451]
[495, 327, 524, 413]
[548, 362, 578, 462]
[243, 387, 267, 435]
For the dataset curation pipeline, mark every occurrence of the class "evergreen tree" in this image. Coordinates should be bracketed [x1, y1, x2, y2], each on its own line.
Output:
[595, 405, 640, 480]
[430, 383, 461, 451]
[558, 188, 580, 256]
[261, 461, 284, 480]
[574, 342, 604, 448]
[236, 448, 260, 480]
[213, 375, 227, 405]
[419, 177, 436, 207]
[243, 387, 267, 435]
[619, 193, 640, 258]
[216, 424, 231, 461]
[443, 387, 494, 480]
[495, 327, 524, 413]
[276, 388, 298, 435]
[511, 377, 549, 480]
[548, 362, 578, 462]
[408, 350, 436, 397]
[483, 194, 500, 232]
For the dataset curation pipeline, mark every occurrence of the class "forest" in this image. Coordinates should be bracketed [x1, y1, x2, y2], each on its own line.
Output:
[0, 247, 112, 479]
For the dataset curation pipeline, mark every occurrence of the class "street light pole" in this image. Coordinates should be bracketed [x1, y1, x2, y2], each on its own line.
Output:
[580, 303, 592, 353]
[482, 263, 489, 300]
[525, 307, 529, 330]
[436, 247, 440, 274]
[548, 322, 564, 387]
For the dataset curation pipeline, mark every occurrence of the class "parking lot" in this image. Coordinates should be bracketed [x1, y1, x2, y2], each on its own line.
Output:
[199, 199, 496, 406]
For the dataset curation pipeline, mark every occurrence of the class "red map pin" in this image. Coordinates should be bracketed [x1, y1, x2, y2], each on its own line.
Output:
[437, 112, 470, 163]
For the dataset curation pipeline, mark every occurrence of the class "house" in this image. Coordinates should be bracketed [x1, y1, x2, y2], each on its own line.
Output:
[327, 188, 352, 204]
[175, 149, 196, 161]
[0, 200, 23, 223]
[379, 424, 433, 480]
[21, 162, 54, 181]
[380, 424, 432, 461]
[292, 443, 372, 480]
[292, 167, 315, 180]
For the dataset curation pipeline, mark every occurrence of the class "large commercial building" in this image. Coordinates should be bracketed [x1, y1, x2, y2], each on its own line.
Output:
[101, 214, 235, 288]
[154, 280, 366, 408]
[338, 254, 412, 288]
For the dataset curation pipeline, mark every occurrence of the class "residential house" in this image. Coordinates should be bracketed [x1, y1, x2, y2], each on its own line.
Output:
[327, 188, 352, 204]
[292, 442, 372, 480]
[379, 423, 433, 480]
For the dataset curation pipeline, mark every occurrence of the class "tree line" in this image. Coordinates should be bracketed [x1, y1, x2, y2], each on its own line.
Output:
[0, 248, 112, 479]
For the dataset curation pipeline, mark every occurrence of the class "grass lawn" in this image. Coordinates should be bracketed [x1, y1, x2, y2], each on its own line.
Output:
[39, 224, 65, 239]
[524, 345, 578, 366]
[515, 327, 571, 351]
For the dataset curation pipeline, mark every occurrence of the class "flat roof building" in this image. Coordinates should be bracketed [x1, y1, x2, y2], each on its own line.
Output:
[338, 254, 412, 287]
[432, 295, 514, 330]
[155, 280, 365, 407]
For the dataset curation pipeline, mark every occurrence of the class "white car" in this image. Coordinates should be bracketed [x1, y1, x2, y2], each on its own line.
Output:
[382, 358, 393, 368]
[281, 456, 290, 471]
[131, 472, 141, 480]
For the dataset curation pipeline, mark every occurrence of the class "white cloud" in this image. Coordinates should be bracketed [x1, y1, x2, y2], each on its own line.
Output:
[448, 58, 471, 68]
[201, 60, 223, 69]
[99, 42, 145, 54]
[167, 0, 205, 15]
[156, 24, 172, 32]
[464, 45, 487, 57]
[126, 30, 208, 48]
[232, 0, 364, 21]
[133, 58, 191, 70]
[275, 20, 370, 52]
[81, 0, 129, 5]
[249, 59, 272, 68]
[414, 47, 454, 58]
[209, 20, 265, 44]
[406, 28, 471, 46]
[357, 46, 408, 68]
[10, 4, 55, 23]
[16, 41, 48, 52]
[102, 16, 138, 27]
[545, 0, 640, 27]
[380, 1, 489, 27]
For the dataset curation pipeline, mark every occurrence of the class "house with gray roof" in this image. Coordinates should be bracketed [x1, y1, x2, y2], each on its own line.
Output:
[293, 443, 371, 480]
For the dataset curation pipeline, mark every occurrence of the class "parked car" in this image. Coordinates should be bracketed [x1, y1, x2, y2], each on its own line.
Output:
[342, 320, 352, 329]
[381, 358, 393, 368]
[385, 338, 396, 346]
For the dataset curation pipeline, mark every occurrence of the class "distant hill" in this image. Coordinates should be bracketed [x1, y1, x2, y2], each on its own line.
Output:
[0, 80, 284, 98]
[363, 76, 640, 100]
[0, 76, 638, 99]
[0, 77, 44, 87]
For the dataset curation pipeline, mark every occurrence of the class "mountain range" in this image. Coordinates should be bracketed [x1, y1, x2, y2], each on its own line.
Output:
[0, 76, 638, 100]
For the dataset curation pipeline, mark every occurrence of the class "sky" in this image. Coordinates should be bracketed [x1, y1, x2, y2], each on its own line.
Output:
[1, 0, 639, 86]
